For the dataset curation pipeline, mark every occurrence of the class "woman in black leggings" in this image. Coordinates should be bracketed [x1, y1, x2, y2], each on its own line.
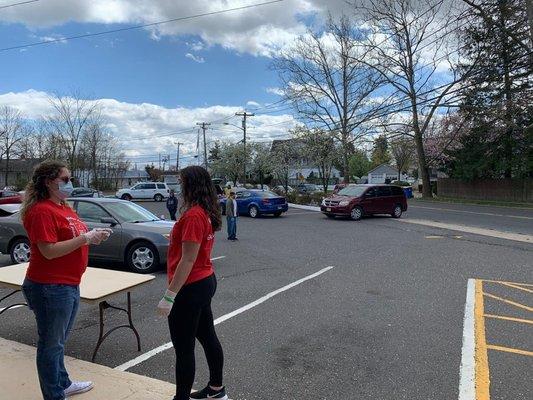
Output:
[157, 166, 228, 400]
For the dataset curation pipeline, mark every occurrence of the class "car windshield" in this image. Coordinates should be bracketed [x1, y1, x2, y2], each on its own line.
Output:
[256, 191, 279, 198]
[105, 201, 160, 223]
[337, 186, 367, 197]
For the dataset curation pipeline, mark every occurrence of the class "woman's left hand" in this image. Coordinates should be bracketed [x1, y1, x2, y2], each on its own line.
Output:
[157, 289, 177, 317]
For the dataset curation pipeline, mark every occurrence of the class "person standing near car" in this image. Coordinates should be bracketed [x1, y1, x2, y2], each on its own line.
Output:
[166, 190, 178, 221]
[20, 160, 111, 400]
[225, 191, 238, 241]
[157, 165, 229, 400]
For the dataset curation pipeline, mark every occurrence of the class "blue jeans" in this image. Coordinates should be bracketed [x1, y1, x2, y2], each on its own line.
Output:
[226, 216, 237, 239]
[22, 279, 80, 400]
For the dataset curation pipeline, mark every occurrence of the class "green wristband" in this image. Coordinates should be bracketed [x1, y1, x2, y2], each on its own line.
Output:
[163, 295, 175, 304]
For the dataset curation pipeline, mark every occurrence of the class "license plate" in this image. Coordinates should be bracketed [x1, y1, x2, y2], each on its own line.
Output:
[327, 207, 331, 212]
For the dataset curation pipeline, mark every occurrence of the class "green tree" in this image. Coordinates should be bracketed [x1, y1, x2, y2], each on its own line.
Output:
[370, 135, 390, 168]
[348, 149, 371, 179]
[211, 142, 251, 186]
[145, 164, 162, 182]
[251, 142, 275, 189]
[456, 0, 532, 178]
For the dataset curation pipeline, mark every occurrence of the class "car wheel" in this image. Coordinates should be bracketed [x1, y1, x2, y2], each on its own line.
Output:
[273, 211, 282, 217]
[326, 214, 335, 219]
[10, 238, 30, 264]
[126, 242, 159, 273]
[350, 206, 363, 221]
[154, 194, 163, 202]
[249, 205, 259, 218]
[392, 204, 403, 218]
[121, 194, 132, 201]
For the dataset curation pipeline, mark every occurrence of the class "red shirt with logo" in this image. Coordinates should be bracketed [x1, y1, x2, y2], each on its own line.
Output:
[24, 199, 89, 285]
[167, 205, 215, 285]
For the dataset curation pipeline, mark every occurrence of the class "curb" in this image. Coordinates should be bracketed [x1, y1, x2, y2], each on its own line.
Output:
[288, 203, 321, 212]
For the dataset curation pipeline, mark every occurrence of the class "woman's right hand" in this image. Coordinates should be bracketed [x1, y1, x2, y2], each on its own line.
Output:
[83, 229, 111, 245]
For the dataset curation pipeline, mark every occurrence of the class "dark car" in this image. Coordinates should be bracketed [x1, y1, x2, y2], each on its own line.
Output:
[0, 190, 23, 205]
[0, 198, 174, 273]
[296, 183, 318, 194]
[71, 187, 103, 198]
[320, 184, 407, 221]
[220, 190, 288, 218]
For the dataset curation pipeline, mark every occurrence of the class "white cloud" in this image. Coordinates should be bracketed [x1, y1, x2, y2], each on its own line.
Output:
[185, 53, 205, 63]
[246, 100, 260, 107]
[266, 87, 284, 96]
[0, 0, 326, 57]
[0, 90, 297, 166]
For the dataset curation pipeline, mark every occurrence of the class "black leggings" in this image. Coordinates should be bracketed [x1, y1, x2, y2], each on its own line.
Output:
[168, 274, 224, 400]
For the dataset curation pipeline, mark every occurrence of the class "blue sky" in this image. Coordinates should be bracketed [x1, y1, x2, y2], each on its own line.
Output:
[1, 22, 282, 109]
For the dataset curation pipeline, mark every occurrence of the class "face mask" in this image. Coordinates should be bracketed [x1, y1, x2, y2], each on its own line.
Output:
[57, 180, 74, 199]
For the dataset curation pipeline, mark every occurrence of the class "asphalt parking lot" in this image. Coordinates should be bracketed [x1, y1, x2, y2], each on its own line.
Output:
[0, 200, 531, 399]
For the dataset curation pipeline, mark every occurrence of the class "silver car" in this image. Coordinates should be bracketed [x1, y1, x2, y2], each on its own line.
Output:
[0, 198, 174, 273]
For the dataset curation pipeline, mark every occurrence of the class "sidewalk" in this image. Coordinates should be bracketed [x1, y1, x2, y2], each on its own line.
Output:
[0, 337, 175, 400]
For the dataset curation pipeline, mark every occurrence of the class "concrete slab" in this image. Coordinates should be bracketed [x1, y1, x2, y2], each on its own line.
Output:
[0, 337, 175, 400]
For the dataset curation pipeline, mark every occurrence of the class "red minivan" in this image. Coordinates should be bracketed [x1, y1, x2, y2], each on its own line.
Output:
[320, 184, 407, 221]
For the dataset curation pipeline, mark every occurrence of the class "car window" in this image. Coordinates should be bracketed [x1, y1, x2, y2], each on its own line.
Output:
[365, 187, 377, 197]
[337, 186, 366, 197]
[391, 186, 404, 195]
[105, 201, 159, 223]
[257, 191, 280, 198]
[76, 201, 111, 223]
[157, 184, 166, 189]
[145, 183, 157, 189]
[377, 186, 392, 197]
[132, 184, 143, 190]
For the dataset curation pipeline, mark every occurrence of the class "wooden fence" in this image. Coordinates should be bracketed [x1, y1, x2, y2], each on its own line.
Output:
[437, 178, 533, 203]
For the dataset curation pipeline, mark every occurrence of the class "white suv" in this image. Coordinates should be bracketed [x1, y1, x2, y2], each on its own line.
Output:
[116, 182, 170, 202]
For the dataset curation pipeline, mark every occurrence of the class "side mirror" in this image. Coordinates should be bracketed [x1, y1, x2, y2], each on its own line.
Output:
[100, 217, 118, 226]
[160, 214, 166, 220]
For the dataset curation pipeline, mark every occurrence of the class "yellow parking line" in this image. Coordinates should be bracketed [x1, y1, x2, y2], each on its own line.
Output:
[487, 345, 533, 357]
[484, 314, 533, 325]
[482, 279, 533, 287]
[496, 282, 533, 294]
[483, 292, 533, 312]
[475, 280, 490, 399]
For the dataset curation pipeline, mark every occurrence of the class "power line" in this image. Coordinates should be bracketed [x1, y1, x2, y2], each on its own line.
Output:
[0, 0, 38, 10]
[0, 0, 284, 52]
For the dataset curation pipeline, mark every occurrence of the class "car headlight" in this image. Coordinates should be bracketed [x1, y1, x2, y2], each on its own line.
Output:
[339, 200, 350, 206]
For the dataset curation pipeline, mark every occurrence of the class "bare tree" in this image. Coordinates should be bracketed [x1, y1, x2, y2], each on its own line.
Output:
[0, 106, 29, 187]
[271, 139, 298, 194]
[47, 92, 100, 178]
[390, 137, 415, 181]
[352, 0, 479, 197]
[272, 15, 389, 183]
[292, 126, 338, 193]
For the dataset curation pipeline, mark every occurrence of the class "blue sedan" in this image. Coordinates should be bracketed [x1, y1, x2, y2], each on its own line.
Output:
[220, 190, 288, 218]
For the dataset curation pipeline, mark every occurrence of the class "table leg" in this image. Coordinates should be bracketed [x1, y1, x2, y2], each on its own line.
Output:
[91, 291, 142, 362]
[0, 290, 27, 316]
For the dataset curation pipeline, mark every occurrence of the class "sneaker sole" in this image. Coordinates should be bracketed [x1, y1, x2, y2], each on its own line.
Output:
[190, 396, 228, 400]
[65, 383, 94, 397]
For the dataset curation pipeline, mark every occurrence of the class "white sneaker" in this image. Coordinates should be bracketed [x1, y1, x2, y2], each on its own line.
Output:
[64, 381, 94, 397]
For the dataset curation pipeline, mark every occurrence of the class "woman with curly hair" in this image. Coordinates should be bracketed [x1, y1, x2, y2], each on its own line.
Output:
[157, 165, 228, 400]
[20, 160, 110, 400]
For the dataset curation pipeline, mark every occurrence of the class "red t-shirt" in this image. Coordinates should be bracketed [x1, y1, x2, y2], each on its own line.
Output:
[167, 205, 215, 286]
[24, 199, 89, 285]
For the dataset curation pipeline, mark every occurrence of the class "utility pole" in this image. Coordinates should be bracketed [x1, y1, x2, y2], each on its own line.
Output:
[176, 142, 183, 171]
[235, 111, 254, 184]
[196, 122, 210, 170]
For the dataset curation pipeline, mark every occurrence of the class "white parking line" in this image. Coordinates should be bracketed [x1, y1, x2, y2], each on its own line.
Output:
[210, 256, 226, 261]
[114, 266, 335, 371]
[458, 279, 476, 400]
